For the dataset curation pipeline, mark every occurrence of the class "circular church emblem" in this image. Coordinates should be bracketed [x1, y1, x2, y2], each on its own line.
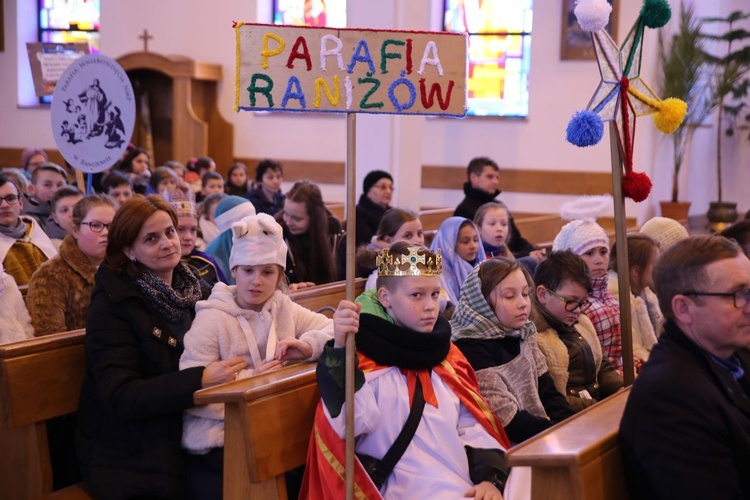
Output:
[51, 54, 135, 173]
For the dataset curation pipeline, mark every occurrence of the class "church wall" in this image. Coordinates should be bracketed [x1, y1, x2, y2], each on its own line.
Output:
[0, 0, 747, 220]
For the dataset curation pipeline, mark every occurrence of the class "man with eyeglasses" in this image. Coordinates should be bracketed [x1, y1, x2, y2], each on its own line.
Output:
[620, 235, 750, 499]
[0, 174, 57, 285]
[532, 251, 623, 413]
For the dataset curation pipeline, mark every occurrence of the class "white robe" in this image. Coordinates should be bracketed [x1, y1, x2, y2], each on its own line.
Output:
[325, 366, 506, 499]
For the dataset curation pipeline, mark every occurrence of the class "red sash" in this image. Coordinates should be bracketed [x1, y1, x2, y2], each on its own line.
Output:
[299, 345, 510, 499]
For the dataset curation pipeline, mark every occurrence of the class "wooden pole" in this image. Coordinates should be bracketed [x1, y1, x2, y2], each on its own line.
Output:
[608, 122, 634, 386]
[344, 113, 357, 499]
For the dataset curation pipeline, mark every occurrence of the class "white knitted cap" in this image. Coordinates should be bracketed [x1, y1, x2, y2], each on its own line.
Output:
[640, 217, 689, 249]
[552, 219, 610, 255]
[229, 213, 287, 270]
[552, 195, 612, 255]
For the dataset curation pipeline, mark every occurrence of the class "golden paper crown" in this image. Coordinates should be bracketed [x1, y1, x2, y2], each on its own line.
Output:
[376, 246, 442, 277]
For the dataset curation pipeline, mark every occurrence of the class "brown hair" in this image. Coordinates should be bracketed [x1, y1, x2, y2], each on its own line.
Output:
[534, 250, 592, 295]
[376, 207, 419, 239]
[467, 156, 498, 180]
[51, 185, 83, 211]
[356, 208, 422, 272]
[653, 235, 741, 320]
[278, 180, 338, 284]
[31, 162, 68, 184]
[150, 166, 179, 191]
[376, 241, 439, 292]
[104, 195, 178, 274]
[477, 257, 533, 306]
[72, 193, 116, 226]
[609, 233, 659, 274]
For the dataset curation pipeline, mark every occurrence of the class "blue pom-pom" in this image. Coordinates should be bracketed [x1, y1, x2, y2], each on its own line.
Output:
[566, 110, 604, 147]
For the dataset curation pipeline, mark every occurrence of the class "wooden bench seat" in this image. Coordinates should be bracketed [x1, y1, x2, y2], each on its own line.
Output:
[506, 387, 631, 500]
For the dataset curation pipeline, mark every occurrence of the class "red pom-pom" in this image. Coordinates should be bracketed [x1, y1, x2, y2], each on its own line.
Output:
[623, 171, 652, 202]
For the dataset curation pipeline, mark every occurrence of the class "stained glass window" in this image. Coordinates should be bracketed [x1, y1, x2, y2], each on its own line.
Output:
[444, 0, 533, 117]
[39, 0, 100, 51]
[273, 0, 346, 28]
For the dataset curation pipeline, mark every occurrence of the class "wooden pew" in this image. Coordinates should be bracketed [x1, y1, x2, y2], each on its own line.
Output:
[419, 207, 455, 232]
[506, 387, 631, 500]
[513, 214, 565, 247]
[0, 329, 91, 499]
[0, 278, 362, 499]
[289, 278, 365, 316]
[194, 362, 318, 499]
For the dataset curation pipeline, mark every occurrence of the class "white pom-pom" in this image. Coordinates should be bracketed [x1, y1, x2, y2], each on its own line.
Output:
[574, 0, 612, 32]
[560, 195, 613, 221]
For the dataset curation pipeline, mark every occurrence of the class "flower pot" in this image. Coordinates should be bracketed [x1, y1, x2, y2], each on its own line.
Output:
[659, 201, 691, 223]
[706, 201, 738, 233]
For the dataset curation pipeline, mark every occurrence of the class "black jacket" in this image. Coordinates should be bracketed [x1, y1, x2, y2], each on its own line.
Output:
[355, 194, 390, 247]
[247, 187, 285, 217]
[620, 321, 750, 499]
[75, 266, 206, 499]
[454, 182, 535, 257]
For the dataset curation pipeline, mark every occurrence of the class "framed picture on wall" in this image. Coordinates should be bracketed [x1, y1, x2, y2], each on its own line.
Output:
[561, 0, 619, 60]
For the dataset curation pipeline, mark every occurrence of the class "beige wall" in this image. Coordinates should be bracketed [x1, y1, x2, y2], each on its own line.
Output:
[1, 0, 747, 220]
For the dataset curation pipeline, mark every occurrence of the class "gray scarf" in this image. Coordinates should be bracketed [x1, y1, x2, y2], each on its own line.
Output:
[450, 265, 537, 342]
[128, 262, 202, 323]
[0, 218, 27, 240]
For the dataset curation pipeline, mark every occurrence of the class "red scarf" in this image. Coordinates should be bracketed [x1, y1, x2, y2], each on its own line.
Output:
[299, 344, 509, 499]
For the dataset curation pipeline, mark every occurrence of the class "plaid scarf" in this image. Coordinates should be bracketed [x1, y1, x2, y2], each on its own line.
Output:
[450, 265, 537, 342]
[128, 262, 202, 323]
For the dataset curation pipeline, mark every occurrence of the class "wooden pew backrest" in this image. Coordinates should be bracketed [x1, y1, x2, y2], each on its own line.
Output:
[506, 387, 631, 500]
[0, 329, 88, 499]
[289, 278, 365, 315]
[419, 208, 455, 232]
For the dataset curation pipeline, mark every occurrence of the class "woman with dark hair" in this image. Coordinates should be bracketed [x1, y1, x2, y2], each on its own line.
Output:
[276, 180, 343, 287]
[75, 195, 247, 499]
[116, 147, 151, 195]
[247, 159, 285, 215]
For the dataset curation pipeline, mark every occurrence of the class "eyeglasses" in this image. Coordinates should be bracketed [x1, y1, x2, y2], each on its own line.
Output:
[682, 287, 750, 309]
[0, 194, 19, 205]
[372, 183, 393, 191]
[545, 287, 591, 312]
[80, 221, 111, 233]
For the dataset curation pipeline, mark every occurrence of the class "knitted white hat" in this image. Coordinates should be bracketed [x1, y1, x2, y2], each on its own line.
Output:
[552, 195, 611, 255]
[639, 217, 689, 250]
[229, 213, 287, 270]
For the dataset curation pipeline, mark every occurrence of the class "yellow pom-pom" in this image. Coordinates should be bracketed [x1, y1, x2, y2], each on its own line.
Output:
[653, 98, 687, 134]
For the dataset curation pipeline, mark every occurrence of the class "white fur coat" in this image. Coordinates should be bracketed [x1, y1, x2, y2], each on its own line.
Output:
[179, 284, 333, 453]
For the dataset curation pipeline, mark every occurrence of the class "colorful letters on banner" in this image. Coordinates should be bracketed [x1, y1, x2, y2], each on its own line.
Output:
[235, 23, 468, 117]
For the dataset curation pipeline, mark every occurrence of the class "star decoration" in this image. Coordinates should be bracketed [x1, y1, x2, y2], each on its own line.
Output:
[565, 0, 687, 202]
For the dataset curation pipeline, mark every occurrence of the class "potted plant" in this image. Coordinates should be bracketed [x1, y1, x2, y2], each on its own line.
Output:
[657, 2, 715, 222]
[700, 9, 750, 231]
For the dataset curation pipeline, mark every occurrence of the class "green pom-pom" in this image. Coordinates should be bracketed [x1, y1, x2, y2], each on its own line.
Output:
[641, 0, 671, 28]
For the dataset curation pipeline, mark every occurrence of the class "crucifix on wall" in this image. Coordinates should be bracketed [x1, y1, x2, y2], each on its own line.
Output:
[138, 29, 153, 52]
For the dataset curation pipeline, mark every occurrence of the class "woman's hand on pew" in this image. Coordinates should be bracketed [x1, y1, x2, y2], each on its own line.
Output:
[464, 481, 504, 500]
[333, 300, 361, 348]
[200, 356, 249, 388]
[275, 337, 313, 360]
